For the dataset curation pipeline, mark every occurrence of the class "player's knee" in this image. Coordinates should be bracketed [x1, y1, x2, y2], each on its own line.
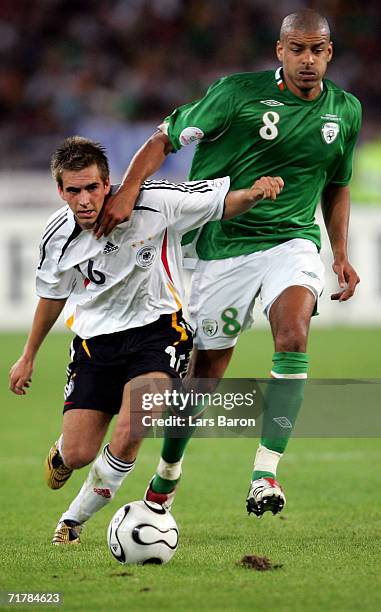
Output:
[63, 447, 97, 470]
[191, 348, 233, 382]
[275, 327, 308, 353]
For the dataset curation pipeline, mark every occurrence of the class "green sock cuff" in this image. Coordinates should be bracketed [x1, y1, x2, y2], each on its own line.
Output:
[252, 470, 275, 480]
[151, 474, 179, 494]
[260, 437, 288, 454]
[272, 351, 308, 375]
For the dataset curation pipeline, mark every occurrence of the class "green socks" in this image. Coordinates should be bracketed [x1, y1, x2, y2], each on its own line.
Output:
[151, 352, 309, 487]
[252, 351, 308, 480]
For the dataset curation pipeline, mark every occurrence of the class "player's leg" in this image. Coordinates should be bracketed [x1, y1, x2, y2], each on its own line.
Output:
[45, 335, 113, 490]
[247, 286, 313, 516]
[148, 256, 260, 504]
[154, 346, 234, 467]
[50, 409, 112, 544]
[45, 408, 111, 489]
[247, 239, 324, 516]
[146, 346, 235, 505]
[134, 311, 194, 507]
[58, 374, 168, 524]
[54, 372, 170, 544]
[51, 334, 126, 543]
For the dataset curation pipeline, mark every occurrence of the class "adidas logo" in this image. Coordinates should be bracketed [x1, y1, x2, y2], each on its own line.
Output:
[103, 241, 119, 254]
[302, 270, 319, 279]
[93, 487, 112, 498]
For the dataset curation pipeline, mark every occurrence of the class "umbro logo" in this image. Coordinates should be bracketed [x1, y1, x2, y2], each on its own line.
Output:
[103, 241, 119, 254]
[273, 416, 292, 429]
[260, 100, 284, 106]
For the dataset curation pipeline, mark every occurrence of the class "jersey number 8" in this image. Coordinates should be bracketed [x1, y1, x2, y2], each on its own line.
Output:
[259, 111, 280, 141]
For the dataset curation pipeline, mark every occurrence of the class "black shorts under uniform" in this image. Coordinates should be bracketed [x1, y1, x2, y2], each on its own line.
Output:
[63, 310, 193, 415]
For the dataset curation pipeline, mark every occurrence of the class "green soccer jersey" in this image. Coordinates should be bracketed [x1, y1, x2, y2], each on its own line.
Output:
[164, 69, 362, 259]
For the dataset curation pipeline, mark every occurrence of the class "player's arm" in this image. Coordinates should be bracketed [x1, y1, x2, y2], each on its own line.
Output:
[95, 77, 235, 238]
[321, 184, 360, 301]
[9, 297, 66, 395]
[94, 130, 173, 238]
[167, 176, 283, 234]
[223, 176, 284, 219]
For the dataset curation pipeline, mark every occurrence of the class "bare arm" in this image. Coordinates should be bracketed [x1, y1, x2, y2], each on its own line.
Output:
[321, 184, 360, 301]
[223, 176, 284, 219]
[95, 130, 173, 238]
[9, 297, 66, 395]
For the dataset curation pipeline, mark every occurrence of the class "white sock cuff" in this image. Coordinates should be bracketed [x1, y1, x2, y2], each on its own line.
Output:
[157, 457, 183, 481]
[270, 371, 307, 379]
[253, 444, 282, 475]
[103, 444, 136, 474]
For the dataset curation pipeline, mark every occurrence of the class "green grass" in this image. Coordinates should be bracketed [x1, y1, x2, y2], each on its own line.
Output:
[1, 329, 381, 611]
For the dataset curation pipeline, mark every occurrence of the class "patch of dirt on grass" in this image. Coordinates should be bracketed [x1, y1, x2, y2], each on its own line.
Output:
[239, 555, 283, 571]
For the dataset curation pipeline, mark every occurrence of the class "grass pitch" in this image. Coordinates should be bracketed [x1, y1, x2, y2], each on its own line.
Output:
[1, 328, 381, 611]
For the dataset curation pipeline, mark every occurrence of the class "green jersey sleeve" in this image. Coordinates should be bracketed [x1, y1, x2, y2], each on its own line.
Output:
[329, 95, 362, 186]
[163, 77, 237, 152]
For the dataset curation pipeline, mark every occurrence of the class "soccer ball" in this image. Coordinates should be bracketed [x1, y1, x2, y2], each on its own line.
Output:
[107, 500, 179, 565]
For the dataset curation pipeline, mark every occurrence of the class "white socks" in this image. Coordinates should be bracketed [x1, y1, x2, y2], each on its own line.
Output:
[253, 444, 282, 477]
[156, 457, 183, 481]
[60, 445, 135, 525]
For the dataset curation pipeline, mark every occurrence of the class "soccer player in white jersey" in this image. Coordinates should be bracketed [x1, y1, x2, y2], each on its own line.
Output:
[9, 136, 283, 543]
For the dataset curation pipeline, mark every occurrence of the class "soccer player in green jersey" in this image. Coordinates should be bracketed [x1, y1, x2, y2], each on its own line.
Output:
[95, 9, 361, 516]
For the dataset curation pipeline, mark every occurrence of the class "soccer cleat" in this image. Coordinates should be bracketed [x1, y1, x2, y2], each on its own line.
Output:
[144, 477, 177, 511]
[45, 440, 73, 490]
[52, 520, 82, 545]
[246, 477, 286, 517]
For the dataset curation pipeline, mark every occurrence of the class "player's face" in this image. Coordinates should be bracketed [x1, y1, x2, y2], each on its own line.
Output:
[58, 164, 111, 230]
[276, 30, 333, 99]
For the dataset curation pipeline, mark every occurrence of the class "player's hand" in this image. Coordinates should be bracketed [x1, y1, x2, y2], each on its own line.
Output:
[94, 187, 138, 238]
[9, 357, 34, 395]
[331, 258, 360, 301]
[250, 176, 284, 202]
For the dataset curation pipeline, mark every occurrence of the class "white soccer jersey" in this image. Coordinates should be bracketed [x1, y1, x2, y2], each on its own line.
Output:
[36, 177, 230, 339]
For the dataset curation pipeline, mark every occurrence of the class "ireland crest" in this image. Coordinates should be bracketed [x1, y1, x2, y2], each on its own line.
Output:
[321, 122, 339, 144]
[202, 319, 218, 337]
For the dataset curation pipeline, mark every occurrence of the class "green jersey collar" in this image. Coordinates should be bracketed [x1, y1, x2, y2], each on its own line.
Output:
[275, 67, 324, 104]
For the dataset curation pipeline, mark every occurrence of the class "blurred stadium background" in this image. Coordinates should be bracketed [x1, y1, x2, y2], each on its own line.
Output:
[0, 0, 380, 330]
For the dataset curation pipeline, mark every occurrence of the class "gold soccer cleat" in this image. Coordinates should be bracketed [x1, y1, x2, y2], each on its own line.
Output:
[52, 520, 82, 545]
[45, 440, 73, 490]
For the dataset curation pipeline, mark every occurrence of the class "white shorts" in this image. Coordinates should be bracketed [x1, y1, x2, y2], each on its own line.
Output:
[188, 238, 325, 350]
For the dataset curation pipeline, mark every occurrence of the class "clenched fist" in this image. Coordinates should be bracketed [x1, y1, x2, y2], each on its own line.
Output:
[250, 176, 284, 201]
